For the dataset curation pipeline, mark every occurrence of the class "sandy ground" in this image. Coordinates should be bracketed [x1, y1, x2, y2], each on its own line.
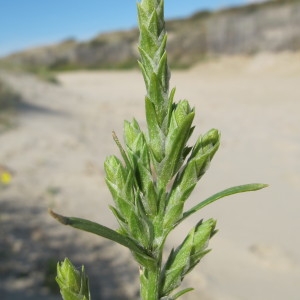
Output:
[0, 52, 299, 299]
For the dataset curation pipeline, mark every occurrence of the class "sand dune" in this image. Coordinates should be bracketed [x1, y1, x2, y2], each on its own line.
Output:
[0, 52, 299, 299]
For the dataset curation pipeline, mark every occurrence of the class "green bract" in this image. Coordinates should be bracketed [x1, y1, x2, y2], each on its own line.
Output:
[56, 258, 90, 300]
[161, 219, 217, 297]
[52, 0, 267, 299]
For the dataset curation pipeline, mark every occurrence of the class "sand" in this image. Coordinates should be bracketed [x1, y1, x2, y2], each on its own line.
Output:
[0, 52, 299, 299]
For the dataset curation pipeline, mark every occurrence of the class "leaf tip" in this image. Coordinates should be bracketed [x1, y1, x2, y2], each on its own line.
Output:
[49, 209, 70, 225]
[255, 183, 269, 190]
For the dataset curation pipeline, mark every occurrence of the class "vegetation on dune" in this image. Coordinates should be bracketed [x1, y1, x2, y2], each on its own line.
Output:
[1, 0, 300, 72]
[0, 78, 21, 132]
[0, 78, 20, 111]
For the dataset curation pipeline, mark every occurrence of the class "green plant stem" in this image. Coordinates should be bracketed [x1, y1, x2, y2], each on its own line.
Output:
[140, 262, 161, 300]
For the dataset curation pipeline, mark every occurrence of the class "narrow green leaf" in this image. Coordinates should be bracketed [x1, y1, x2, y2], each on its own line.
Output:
[172, 288, 194, 299]
[50, 210, 153, 260]
[112, 131, 132, 171]
[179, 183, 268, 224]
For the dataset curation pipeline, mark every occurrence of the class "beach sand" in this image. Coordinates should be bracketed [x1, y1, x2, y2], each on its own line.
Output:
[0, 52, 299, 299]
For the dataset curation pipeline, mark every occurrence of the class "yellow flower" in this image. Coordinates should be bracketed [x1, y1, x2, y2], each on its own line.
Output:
[1, 171, 12, 185]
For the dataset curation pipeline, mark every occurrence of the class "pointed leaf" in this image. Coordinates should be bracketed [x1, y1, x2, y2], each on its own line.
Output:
[163, 202, 184, 230]
[142, 182, 158, 216]
[145, 97, 164, 162]
[50, 210, 152, 260]
[148, 10, 159, 38]
[109, 205, 129, 234]
[159, 112, 194, 187]
[140, 24, 157, 56]
[129, 210, 152, 248]
[167, 162, 198, 208]
[161, 87, 176, 135]
[179, 184, 268, 224]
[172, 288, 194, 299]
[157, 51, 169, 92]
[105, 179, 135, 218]
[149, 72, 164, 114]
[157, 34, 168, 63]
[112, 131, 133, 171]
[124, 119, 142, 150]
[138, 60, 150, 90]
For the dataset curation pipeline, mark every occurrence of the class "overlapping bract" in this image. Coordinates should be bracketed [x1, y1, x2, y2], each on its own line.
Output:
[104, 120, 220, 248]
[161, 219, 217, 297]
[56, 258, 90, 300]
[103, 1, 221, 296]
[138, 0, 169, 128]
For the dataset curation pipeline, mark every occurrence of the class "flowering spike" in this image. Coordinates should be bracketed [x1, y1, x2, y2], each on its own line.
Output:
[52, 1, 267, 299]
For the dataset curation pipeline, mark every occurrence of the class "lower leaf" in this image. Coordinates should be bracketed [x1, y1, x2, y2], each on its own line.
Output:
[50, 210, 153, 262]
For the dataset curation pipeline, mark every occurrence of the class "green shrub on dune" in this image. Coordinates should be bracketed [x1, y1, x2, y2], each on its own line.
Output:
[0, 79, 20, 110]
[0, 78, 20, 132]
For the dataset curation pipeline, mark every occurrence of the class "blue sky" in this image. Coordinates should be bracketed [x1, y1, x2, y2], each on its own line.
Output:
[0, 0, 263, 57]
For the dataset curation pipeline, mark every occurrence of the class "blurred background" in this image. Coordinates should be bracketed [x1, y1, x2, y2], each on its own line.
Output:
[1, 0, 300, 299]
[0, 0, 278, 58]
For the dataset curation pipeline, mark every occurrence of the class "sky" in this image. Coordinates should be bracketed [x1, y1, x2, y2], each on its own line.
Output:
[0, 0, 265, 57]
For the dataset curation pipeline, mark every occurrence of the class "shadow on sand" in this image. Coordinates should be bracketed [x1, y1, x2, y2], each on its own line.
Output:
[0, 196, 138, 300]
